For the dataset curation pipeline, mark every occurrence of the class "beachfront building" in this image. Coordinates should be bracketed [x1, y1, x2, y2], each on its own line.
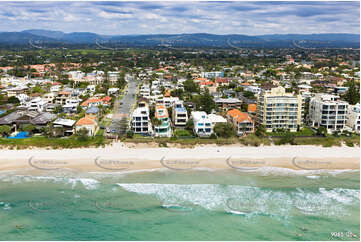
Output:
[75, 115, 98, 136]
[309, 94, 349, 133]
[226, 109, 255, 136]
[346, 103, 360, 133]
[190, 111, 213, 137]
[172, 101, 188, 127]
[131, 100, 152, 135]
[153, 105, 172, 137]
[52, 118, 76, 136]
[256, 86, 303, 132]
[208, 114, 227, 128]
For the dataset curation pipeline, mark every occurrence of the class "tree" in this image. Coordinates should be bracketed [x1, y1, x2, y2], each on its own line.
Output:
[0, 125, 11, 137]
[126, 130, 134, 138]
[277, 132, 295, 145]
[316, 126, 327, 137]
[185, 119, 194, 131]
[77, 128, 89, 141]
[184, 79, 199, 93]
[243, 91, 255, 99]
[152, 117, 162, 126]
[214, 122, 236, 138]
[22, 124, 36, 135]
[54, 105, 63, 114]
[200, 89, 216, 113]
[8, 96, 20, 104]
[345, 80, 360, 105]
[255, 125, 266, 137]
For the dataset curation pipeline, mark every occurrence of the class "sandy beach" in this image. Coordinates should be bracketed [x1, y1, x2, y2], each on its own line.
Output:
[0, 143, 359, 172]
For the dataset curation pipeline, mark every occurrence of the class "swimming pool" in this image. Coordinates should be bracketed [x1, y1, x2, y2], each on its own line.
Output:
[8, 131, 29, 139]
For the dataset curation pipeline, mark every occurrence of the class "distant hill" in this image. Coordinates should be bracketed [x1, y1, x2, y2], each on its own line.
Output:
[0, 30, 358, 48]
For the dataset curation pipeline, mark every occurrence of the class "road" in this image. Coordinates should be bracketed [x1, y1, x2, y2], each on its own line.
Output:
[108, 79, 140, 134]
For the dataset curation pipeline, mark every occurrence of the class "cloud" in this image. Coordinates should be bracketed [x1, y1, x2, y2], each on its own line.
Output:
[0, 1, 358, 35]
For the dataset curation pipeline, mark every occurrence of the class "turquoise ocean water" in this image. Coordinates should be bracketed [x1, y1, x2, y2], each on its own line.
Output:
[0, 167, 359, 241]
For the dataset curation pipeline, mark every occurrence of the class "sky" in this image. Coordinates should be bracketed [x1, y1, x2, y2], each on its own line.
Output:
[0, 1, 359, 35]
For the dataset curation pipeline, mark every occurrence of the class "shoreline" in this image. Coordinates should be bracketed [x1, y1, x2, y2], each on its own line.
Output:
[0, 143, 359, 172]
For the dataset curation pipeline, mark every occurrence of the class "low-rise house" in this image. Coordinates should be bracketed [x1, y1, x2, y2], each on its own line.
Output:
[85, 106, 100, 118]
[108, 88, 119, 95]
[16, 94, 30, 105]
[75, 115, 98, 136]
[139, 84, 151, 97]
[154, 105, 172, 137]
[191, 111, 213, 137]
[247, 104, 257, 114]
[52, 118, 76, 136]
[87, 85, 96, 93]
[215, 78, 229, 87]
[27, 97, 47, 112]
[334, 86, 349, 94]
[50, 85, 61, 93]
[81, 96, 111, 108]
[215, 98, 242, 111]
[56, 91, 71, 105]
[245, 85, 261, 94]
[45, 103, 58, 113]
[43, 93, 56, 104]
[172, 101, 188, 127]
[346, 103, 360, 133]
[6, 87, 27, 97]
[0, 110, 56, 131]
[156, 97, 179, 108]
[208, 114, 227, 128]
[227, 109, 255, 136]
[62, 98, 80, 114]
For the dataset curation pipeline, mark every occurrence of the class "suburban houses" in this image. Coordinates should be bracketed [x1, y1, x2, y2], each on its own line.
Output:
[0, 46, 359, 146]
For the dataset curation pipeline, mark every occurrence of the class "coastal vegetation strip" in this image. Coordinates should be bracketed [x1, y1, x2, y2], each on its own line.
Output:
[0, 133, 358, 149]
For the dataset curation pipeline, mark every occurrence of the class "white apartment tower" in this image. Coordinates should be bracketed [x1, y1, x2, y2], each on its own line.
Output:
[309, 94, 348, 133]
[131, 100, 152, 135]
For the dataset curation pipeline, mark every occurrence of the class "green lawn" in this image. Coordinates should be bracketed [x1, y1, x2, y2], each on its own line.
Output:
[266, 127, 315, 137]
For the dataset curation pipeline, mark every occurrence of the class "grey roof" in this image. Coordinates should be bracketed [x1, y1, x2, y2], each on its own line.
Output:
[86, 106, 99, 114]
[215, 98, 241, 104]
[31, 112, 56, 125]
[0, 111, 56, 125]
[53, 118, 76, 127]
[0, 111, 22, 124]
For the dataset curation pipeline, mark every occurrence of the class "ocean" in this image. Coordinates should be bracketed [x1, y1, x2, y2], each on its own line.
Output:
[0, 168, 359, 241]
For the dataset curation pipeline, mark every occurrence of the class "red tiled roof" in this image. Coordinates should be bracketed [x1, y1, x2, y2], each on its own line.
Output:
[76, 116, 96, 126]
[200, 81, 214, 86]
[216, 78, 229, 83]
[247, 104, 257, 113]
[227, 109, 253, 123]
